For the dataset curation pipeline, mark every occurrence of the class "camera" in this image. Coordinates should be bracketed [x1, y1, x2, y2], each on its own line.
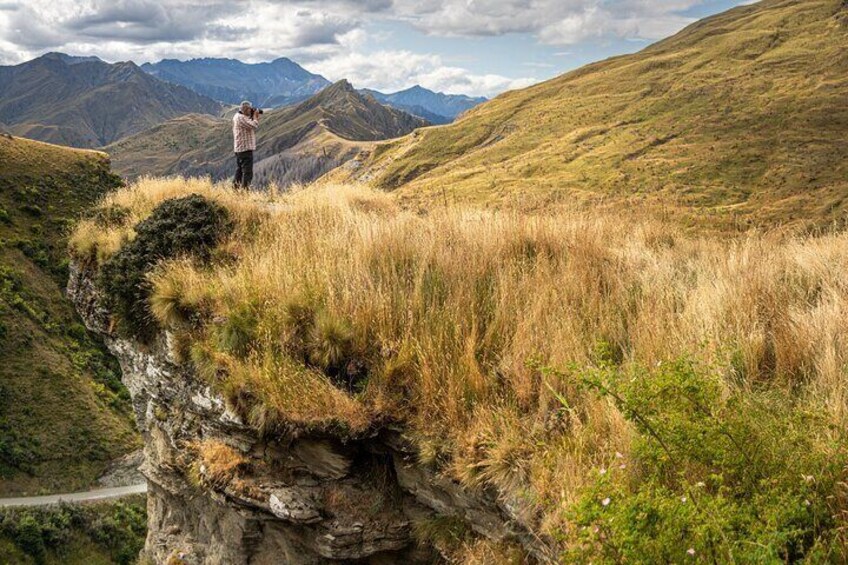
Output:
[251, 107, 264, 116]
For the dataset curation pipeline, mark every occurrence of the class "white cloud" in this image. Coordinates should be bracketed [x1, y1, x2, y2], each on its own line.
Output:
[303, 0, 704, 44]
[309, 49, 533, 96]
[0, 0, 726, 96]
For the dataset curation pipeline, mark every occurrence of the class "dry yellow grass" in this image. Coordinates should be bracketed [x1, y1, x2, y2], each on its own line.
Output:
[72, 177, 848, 547]
[192, 439, 248, 488]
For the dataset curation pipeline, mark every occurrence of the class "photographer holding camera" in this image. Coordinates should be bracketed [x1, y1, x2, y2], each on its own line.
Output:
[232, 100, 263, 189]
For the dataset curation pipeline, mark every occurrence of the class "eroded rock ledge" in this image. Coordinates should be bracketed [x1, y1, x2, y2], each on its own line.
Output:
[69, 263, 550, 564]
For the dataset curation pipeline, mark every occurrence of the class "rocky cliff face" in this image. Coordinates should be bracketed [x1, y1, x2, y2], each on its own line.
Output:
[68, 264, 549, 564]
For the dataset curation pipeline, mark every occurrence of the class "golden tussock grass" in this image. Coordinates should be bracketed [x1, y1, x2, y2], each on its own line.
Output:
[192, 439, 248, 489]
[73, 177, 848, 541]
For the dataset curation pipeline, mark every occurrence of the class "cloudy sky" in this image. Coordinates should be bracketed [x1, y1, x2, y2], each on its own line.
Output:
[0, 0, 750, 97]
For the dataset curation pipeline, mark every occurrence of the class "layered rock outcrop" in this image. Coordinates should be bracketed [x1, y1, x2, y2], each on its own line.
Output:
[68, 264, 550, 564]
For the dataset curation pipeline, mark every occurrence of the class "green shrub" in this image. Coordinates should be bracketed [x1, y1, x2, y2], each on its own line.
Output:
[217, 306, 258, 358]
[556, 359, 847, 563]
[0, 499, 146, 564]
[12, 513, 46, 561]
[99, 194, 231, 341]
[20, 204, 42, 217]
[13, 239, 49, 268]
[87, 500, 147, 565]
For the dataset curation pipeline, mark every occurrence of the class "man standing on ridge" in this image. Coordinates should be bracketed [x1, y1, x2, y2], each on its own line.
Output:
[233, 100, 260, 189]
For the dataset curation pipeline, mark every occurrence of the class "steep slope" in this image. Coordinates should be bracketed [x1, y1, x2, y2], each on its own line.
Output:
[106, 80, 429, 187]
[353, 0, 848, 229]
[0, 135, 138, 496]
[0, 53, 223, 148]
[363, 86, 487, 124]
[141, 57, 331, 107]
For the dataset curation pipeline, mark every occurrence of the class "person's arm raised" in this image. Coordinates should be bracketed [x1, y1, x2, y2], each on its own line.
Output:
[237, 113, 259, 129]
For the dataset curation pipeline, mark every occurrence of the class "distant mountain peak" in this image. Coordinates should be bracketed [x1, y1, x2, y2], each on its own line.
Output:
[324, 79, 356, 95]
[140, 57, 330, 107]
[360, 84, 487, 123]
[39, 52, 104, 65]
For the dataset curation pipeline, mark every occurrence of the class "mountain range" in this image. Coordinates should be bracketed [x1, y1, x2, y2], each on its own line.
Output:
[106, 80, 429, 187]
[140, 57, 331, 108]
[140, 57, 487, 123]
[0, 53, 222, 148]
[362, 86, 486, 124]
[343, 0, 848, 230]
[0, 52, 484, 155]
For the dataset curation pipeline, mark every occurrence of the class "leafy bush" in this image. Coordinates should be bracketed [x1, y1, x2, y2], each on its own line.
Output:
[99, 194, 231, 341]
[0, 498, 146, 565]
[13, 238, 49, 268]
[557, 359, 848, 563]
[20, 204, 42, 217]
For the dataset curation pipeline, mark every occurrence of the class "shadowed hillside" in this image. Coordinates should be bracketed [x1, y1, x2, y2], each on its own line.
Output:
[0, 135, 138, 496]
[0, 53, 223, 149]
[349, 0, 848, 230]
[106, 80, 429, 188]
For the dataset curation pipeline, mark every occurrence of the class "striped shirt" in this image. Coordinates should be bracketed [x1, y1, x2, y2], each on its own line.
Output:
[232, 112, 259, 153]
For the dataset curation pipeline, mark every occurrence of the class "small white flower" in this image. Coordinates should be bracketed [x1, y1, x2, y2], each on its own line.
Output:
[602, 497, 611, 507]
[695, 481, 706, 488]
[599, 468, 607, 475]
[615, 451, 624, 459]
[681, 496, 687, 503]
[805, 499, 811, 507]
[803, 475, 814, 482]
[619, 463, 627, 470]
[687, 548, 696, 556]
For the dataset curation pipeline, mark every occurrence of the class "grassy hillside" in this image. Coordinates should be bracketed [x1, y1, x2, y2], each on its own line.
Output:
[353, 0, 848, 229]
[0, 135, 138, 495]
[72, 178, 848, 561]
[105, 80, 428, 188]
[0, 53, 222, 149]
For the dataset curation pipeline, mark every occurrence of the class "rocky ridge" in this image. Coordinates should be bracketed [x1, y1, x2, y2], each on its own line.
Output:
[68, 263, 551, 563]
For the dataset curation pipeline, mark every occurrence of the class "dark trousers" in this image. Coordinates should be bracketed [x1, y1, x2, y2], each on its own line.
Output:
[234, 150, 254, 189]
